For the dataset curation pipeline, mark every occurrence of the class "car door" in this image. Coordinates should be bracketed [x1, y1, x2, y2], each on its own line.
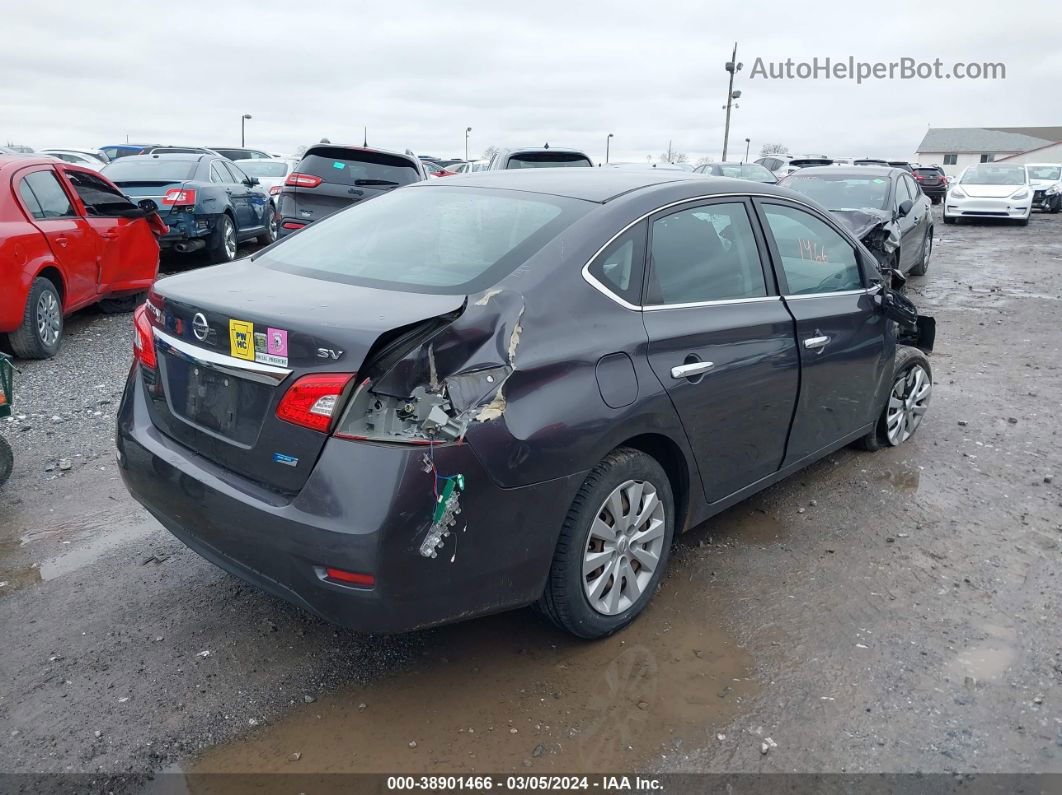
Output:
[15, 167, 98, 310]
[893, 175, 922, 272]
[59, 166, 158, 293]
[903, 173, 931, 252]
[755, 199, 887, 463]
[224, 160, 268, 230]
[642, 198, 800, 502]
[210, 159, 254, 231]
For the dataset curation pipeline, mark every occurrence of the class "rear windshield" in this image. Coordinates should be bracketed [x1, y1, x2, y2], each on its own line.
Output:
[257, 186, 590, 294]
[103, 159, 198, 182]
[298, 148, 420, 186]
[960, 165, 1026, 185]
[506, 152, 592, 169]
[783, 174, 891, 211]
[714, 164, 776, 181]
[236, 160, 289, 177]
[913, 168, 943, 177]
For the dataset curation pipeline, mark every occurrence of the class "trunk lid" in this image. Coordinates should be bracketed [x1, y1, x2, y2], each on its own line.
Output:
[111, 179, 195, 224]
[145, 260, 464, 492]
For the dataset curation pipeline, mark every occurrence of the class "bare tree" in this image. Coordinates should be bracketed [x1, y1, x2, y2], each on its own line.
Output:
[660, 141, 689, 164]
[694, 156, 713, 167]
[481, 145, 499, 162]
[759, 143, 789, 157]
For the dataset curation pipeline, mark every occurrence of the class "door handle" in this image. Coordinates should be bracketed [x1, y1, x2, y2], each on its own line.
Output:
[671, 361, 714, 379]
[55, 236, 69, 247]
[804, 335, 830, 351]
[102, 231, 119, 240]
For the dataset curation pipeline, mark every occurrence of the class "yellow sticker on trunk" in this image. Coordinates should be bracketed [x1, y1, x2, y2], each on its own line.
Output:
[229, 319, 255, 360]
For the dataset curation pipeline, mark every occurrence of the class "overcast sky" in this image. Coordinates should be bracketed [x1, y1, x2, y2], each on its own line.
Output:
[3, 0, 1060, 163]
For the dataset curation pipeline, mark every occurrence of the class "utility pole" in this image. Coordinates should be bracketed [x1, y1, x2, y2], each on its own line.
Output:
[606, 132, 613, 164]
[721, 43, 742, 162]
[744, 138, 751, 164]
[241, 114, 252, 147]
[465, 127, 472, 161]
[363, 126, 368, 147]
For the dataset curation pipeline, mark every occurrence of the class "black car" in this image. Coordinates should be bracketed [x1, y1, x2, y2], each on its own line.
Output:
[103, 154, 276, 263]
[912, 166, 947, 204]
[854, 158, 890, 167]
[693, 162, 777, 183]
[487, 147, 594, 170]
[888, 161, 916, 174]
[277, 145, 425, 237]
[781, 166, 934, 277]
[117, 169, 934, 639]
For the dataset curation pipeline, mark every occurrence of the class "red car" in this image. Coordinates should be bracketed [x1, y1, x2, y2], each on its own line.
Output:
[0, 156, 165, 358]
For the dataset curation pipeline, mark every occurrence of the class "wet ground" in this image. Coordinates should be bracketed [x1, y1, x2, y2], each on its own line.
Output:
[1, 209, 1060, 786]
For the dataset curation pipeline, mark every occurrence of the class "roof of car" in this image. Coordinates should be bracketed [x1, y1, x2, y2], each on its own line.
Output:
[412, 168, 776, 203]
[0, 155, 60, 173]
[791, 165, 899, 178]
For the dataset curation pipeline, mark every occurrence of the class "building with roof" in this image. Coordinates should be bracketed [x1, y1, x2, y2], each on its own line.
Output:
[914, 127, 1062, 176]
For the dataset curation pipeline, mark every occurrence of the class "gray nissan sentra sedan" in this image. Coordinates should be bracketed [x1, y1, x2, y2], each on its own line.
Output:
[117, 169, 935, 639]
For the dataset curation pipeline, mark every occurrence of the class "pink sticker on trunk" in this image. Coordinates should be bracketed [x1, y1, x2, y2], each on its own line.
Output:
[267, 328, 288, 357]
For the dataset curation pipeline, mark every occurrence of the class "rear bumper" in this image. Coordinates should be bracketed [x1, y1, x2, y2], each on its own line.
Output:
[116, 368, 584, 633]
[158, 214, 218, 247]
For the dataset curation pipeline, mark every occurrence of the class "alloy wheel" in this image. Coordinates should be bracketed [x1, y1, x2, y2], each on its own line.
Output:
[583, 479, 666, 616]
[37, 290, 61, 346]
[886, 364, 931, 445]
[223, 219, 237, 260]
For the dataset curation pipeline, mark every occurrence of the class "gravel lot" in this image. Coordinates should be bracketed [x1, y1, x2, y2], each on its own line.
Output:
[1, 211, 1060, 787]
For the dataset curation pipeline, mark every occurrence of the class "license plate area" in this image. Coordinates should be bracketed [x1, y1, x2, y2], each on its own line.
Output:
[162, 354, 273, 447]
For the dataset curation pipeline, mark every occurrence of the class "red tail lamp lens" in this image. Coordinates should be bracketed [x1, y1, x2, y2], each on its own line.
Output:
[276, 374, 353, 432]
[132, 304, 157, 369]
[324, 567, 375, 586]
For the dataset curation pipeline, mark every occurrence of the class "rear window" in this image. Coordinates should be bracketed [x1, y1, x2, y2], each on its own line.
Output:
[236, 160, 289, 178]
[715, 164, 776, 181]
[103, 159, 198, 182]
[913, 168, 943, 177]
[297, 148, 420, 186]
[258, 186, 590, 294]
[506, 152, 592, 169]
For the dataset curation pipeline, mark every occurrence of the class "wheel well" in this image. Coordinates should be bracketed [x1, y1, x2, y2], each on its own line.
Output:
[616, 433, 692, 534]
[36, 266, 65, 304]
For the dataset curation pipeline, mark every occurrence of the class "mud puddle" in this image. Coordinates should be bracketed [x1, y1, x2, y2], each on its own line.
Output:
[0, 505, 157, 597]
[176, 568, 757, 776]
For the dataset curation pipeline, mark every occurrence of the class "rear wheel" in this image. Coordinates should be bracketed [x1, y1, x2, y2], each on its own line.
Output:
[9, 277, 62, 359]
[99, 291, 146, 314]
[207, 214, 238, 264]
[538, 448, 675, 639]
[257, 203, 278, 245]
[858, 346, 932, 452]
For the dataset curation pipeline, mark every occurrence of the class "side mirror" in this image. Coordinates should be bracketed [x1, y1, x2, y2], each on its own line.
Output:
[897, 199, 913, 218]
[245, 177, 259, 187]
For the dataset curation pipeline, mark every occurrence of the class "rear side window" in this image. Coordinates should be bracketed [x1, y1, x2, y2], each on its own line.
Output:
[20, 171, 75, 218]
[209, 162, 229, 183]
[259, 186, 589, 294]
[760, 204, 862, 296]
[647, 202, 767, 305]
[297, 148, 420, 187]
[587, 223, 646, 305]
[18, 180, 45, 219]
[65, 170, 136, 216]
[506, 152, 593, 169]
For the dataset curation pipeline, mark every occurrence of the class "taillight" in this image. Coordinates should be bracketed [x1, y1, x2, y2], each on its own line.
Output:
[282, 221, 306, 230]
[269, 185, 281, 195]
[284, 172, 322, 188]
[161, 188, 197, 207]
[132, 304, 157, 369]
[276, 374, 354, 432]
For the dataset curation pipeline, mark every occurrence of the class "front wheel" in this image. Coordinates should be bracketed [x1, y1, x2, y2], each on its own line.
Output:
[1016, 217, 1030, 226]
[257, 203, 278, 245]
[943, 215, 955, 224]
[1050, 196, 1061, 214]
[908, 230, 931, 277]
[859, 346, 932, 452]
[538, 448, 675, 639]
[207, 214, 238, 264]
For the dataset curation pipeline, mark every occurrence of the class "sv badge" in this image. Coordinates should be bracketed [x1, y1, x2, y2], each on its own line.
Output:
[316, 348, 344, 360]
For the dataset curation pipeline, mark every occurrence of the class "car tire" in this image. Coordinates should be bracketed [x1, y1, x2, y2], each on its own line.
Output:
[1050, 196, 1061, 214]
[99, 291, 146, 314]
[207, 214, 238, 264]
[257, 203, 278, 245]
[943, 214, 955, 224]
[908, 230, 931, 276]
[538, 447, 675, 639]
[0, 435, 11, 488]
[8, 277, 62, 359]
[858, 346, 932, 452]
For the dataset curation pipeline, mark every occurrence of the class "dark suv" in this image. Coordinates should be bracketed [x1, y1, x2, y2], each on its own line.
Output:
[277, 145, 425, 237]
[912, 166, 947, 204]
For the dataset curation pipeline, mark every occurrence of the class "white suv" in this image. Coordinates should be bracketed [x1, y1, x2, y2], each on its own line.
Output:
[1025, 163, 1062, 213]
